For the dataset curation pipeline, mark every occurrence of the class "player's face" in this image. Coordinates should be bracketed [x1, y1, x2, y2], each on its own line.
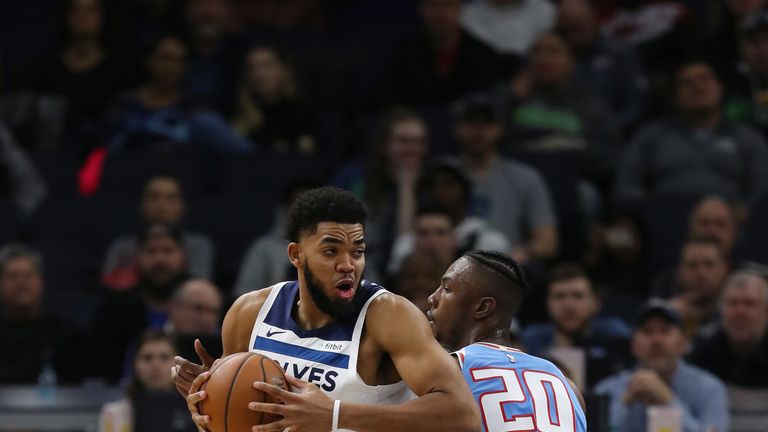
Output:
[427, 257, 476, 350]
[0, 257, 43, 312]
[547, 277, 599, 336]
[134, 340, 176, 391]
[722, 279, 768, 345]
[297, 222, 366, 318]
[631, 317, 687, 373]
[676, 244, 728, 300]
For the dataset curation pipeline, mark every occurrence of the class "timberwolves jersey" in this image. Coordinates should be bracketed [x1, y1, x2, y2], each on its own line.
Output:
[454, 342, 587, 432]
[249, 280, 413, 420]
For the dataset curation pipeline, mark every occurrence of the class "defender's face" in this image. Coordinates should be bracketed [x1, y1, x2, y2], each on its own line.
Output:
[297, 222, 366, 306]
[427, 257, 475, 350]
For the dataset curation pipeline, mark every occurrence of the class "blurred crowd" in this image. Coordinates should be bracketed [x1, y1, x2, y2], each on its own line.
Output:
[1, 0, 768, 430]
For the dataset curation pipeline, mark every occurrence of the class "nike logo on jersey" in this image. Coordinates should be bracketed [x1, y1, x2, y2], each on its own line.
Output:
[267, 329, 287, 337]
[506, 354, 517, 364]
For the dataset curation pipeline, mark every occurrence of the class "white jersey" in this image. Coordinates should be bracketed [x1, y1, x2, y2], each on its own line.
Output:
[249, 280, 414, 430]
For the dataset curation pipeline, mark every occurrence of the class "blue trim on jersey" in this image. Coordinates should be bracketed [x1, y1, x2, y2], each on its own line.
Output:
[253, 337, 350, 368]
[263, 280, 383, 341]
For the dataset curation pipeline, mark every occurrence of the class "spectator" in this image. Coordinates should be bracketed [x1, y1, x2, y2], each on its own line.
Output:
[725, 10, 768, 136]
[655, 237, 731, 338]
[233, 181, 319, 297]
[389, 157, 511, 274]
[688, 195, 741, 259]
[102, 175, 213, 290]
[503, 31, 621, 188]
[688, 270, 768, 388]
[557, 0, 648, 131]
[23, 0, 136, 155]
[455, 94, 557, 263]
[332, 108, 428, 276]
[98, 330, 178, 432]
[521, 264, 632, 387]
[182, 0, 243, 112]
[388, 204, 459, 276]
[392, 252, 445, 316]
[91, 224, 189, 382]
[703, 0, 768, 75]
[0, 244, 85, 384]
[231, 45, 317, 156]
[0, 121, 48, 218]
[167, 278, 223, 361]
[595, 298, 729, 432]
[615, 61, 768, 209]
[104, 35, 249, 154]
[383, 0, 502, 106]
[460, 0, 555, 73]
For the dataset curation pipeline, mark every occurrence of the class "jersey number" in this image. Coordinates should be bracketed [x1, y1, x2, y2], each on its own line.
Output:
[470, 368, 575, 432]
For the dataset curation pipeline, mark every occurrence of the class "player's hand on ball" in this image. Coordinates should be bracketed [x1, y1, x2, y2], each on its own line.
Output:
[249, 375, 334, 432]
[173, 339, 215, 396]
[186, 370, 212, 432]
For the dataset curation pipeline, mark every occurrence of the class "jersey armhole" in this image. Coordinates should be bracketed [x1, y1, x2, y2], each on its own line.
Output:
[451, 349, 466, 371]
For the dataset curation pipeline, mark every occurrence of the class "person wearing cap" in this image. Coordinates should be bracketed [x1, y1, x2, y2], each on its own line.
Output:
[387, 158, 511, 275]
[594, 298, 729, 432]
[688, 270, 768, 388]
[454, 93, 557, 264]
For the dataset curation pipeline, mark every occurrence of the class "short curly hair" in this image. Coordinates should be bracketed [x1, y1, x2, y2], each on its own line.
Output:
[286, 186, 368, 242]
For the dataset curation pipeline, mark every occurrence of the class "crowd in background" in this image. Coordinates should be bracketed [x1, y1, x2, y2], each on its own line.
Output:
[1, 0, 768, 431]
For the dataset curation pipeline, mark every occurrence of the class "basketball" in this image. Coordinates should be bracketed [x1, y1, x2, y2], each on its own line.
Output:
[198, 352, 288, 432]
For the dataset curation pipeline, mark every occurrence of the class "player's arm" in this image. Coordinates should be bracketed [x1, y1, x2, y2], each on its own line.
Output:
[338, 295, 479, 431]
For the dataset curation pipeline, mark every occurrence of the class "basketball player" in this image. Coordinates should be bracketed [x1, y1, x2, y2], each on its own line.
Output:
[428, 250, 588, 432]
[172, 187, 478, 431]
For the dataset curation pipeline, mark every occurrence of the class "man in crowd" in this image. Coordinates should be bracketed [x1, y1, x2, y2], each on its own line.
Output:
[167, 278, 224, 361]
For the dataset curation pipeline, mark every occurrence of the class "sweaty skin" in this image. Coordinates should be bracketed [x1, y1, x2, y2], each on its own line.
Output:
[174, 222, 478, 432]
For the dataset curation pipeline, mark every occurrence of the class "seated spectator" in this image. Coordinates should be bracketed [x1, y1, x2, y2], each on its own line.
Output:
[388, 204, 458, 276]
[332, 108, 428, 276]
[0, 244, 85, 384]
[455, 94, 557, 263]
[91, 224, 189, 382]
[23, 0, 137, 156]
[615, 61, 768, 209]
[102, 175, 213, 290]
[703, 0, 768, 76]
[460, 0, 555, 73]
[98, 330, 178, 432]
[104, 35, 248, 154]
[584, 212, 651, 300]
[231, 44, 318, 156]
[392, 252, 445, 316]
[182, 0, 243, 113]
[0, 121, 47, 218]
[688, 195, 741, 259]
[688, 270, 768, 388]
[725, 10, 768, 136]
[654, 237, 731, 338]
[595, 298, 729, 432]
[389, 158, 511, 274]
[521, 264, 632, 388]
[167, 278, 223, 360]
[557, 0, 648, 131]
[382, 0, 502, 106]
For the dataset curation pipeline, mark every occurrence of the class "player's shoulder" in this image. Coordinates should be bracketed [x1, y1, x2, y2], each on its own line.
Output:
[366, 287, 420, 319]
[229, 281, 291, 318]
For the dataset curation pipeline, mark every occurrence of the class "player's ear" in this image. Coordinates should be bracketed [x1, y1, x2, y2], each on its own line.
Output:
[287, 242, 304, 268]
[474, 296, 496, 319]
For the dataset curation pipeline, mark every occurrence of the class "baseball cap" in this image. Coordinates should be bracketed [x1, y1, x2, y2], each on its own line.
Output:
[454, 93, 502, 122]
[632, 298, 683, 329]
[740, 10, 768, 38]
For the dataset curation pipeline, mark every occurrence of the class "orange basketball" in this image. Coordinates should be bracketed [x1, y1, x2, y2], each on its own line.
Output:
[198, 352, 288, 432]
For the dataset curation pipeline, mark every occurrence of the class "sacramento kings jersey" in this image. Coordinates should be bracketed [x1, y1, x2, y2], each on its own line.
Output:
[249, 280, 413, 421]
[454, 342, 587, 432]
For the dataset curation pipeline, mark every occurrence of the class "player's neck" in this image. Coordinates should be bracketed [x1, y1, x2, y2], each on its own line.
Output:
[471, 328, 510, 347]
[295, 282, 335, 330]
